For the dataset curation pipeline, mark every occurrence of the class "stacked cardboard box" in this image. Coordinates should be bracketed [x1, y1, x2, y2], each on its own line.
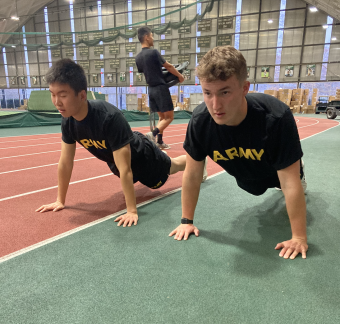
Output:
[278, 89, 292, 106]
[171, 95, 178, 108]
[264, 90, 278, 98]
[183, 98, 190, 110]
[307, 105, 315, 114]
[329, 96, 336, 101]
[137, 98, 142, 111]
[311, 88, 318, 106]
[293, 105, 301, 114]
[291, 89, 303, 107]
[336, 89, 340, 100]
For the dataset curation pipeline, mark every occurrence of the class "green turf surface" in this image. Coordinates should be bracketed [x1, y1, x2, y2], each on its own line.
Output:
[0, 121, 339, 323]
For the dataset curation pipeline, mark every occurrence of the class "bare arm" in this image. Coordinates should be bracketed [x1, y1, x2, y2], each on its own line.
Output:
[276, 160, 308, 259]
[163, 61, 185, 83]
[113, 143, 138, 227]
[169, 153, 205, 240]
[36, 141, 76, 212]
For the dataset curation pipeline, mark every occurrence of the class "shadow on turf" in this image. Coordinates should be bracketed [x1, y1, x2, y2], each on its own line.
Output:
[198, 191, 327, 275]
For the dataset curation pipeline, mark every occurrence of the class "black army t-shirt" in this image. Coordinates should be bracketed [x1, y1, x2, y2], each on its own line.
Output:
[135, 48, 166, 86]
[61, 100, 145, 177]
[183, 93, 303, 195]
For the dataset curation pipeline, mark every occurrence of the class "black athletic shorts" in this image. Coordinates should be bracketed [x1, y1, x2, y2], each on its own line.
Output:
[149, 84, 174, 113]
[236, 159, 304, 196]
[107, 132, 171, 189]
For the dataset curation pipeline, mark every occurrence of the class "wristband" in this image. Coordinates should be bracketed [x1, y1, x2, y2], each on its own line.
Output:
[181, 218, 193, 224]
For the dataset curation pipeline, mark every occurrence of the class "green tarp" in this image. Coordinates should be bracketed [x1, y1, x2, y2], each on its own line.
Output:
[27, 90, 105, 112]
[0, 110, 192, 128]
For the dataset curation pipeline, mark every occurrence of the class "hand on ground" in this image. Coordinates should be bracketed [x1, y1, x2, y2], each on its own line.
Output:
[169, 224, 199, 241]
[275, 238, 308, 259]
[115, 212, 138, 227]
[35, 201, 65, 213]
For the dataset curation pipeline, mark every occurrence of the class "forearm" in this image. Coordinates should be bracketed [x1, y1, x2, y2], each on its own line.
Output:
[120, 170, 137, 213]
[167, 65, 183, 79]
[57, 162, 73, 204]
[283, 188, 307, 239]
[181, 172, 202, 220]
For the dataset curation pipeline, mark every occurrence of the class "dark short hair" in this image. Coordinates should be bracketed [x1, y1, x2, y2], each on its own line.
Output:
[45, 58, 87, 94]
[197, 46, 248, 84]
[138, 26, 152, 43]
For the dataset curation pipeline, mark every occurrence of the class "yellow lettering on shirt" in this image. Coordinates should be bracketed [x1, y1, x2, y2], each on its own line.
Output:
[213, 151, 228, 162]
[225, 147, 239, 160]
[252, 149, 264, 161]
[97, 140, 107, 149]
[79, 139, 107, 150]
[239, 148, 255, 160]
[80, 139, 92, 149]
[89, 139, 100, 149]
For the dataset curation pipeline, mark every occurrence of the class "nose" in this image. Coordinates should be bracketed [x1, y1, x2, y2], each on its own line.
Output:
[212, 95, 222, 111]
[54, 96, 61, 107]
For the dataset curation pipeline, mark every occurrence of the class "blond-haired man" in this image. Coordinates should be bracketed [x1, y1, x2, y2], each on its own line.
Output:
[169, 46, 308, 260]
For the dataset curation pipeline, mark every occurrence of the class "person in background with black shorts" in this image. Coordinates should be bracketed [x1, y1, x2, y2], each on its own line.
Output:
[169, 46, 308, 260]
[135, 26, 185, 150]
[36, 58, 193, 227]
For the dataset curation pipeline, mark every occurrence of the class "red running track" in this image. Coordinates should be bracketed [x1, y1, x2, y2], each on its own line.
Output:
[0, 118, 338, 259]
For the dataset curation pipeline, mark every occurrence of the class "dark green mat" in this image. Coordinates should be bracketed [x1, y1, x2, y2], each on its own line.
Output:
[0, 123, 339, 323]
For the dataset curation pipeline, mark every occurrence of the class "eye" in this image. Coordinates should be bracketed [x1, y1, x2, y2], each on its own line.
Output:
[222, 91, 229, 95]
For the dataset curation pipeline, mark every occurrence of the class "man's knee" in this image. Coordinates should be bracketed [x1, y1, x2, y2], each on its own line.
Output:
[164, 111, 174, 122]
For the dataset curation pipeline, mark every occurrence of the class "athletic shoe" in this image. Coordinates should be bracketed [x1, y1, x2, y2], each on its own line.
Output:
[145, 132, 156, 143]
[202, 157, 208, 183]
[157, 142, 171, 150]
[275, 159, 307, 192]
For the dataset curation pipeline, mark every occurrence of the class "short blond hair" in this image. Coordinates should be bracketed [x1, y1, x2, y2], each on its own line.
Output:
[196, 46, 247, 83]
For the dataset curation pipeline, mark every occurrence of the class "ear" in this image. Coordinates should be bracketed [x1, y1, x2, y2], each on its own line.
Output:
[80, 90, 87, 101]
[243, 81, 250, 95]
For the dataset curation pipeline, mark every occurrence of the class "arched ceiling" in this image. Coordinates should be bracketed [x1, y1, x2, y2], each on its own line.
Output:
[0, 0, 339, 45]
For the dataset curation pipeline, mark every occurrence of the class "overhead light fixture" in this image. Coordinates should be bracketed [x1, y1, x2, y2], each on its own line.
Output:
[12, 45, 16, 48]
[11, 16, 19, 20]
[268, 19, 273, 24]
[323, 25, 328, 29]
[310, 7, 318, 12]
[332, 37, 337, 41]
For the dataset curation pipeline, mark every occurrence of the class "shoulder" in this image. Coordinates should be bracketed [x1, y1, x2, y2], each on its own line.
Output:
[88, 100, 121, 116]
[190, 102, 212, 126]
[246, 93, 291, 119]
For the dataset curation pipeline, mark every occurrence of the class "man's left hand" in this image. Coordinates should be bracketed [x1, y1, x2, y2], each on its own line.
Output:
[275, 238, 308, 259]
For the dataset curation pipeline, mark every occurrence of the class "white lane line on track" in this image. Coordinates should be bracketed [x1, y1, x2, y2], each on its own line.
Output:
[0, 136, 61, 144]
[0, 141, 61, 150]
[0, 126, 188, 149]
[0, 173, 113, 202]
[0, 157, 95, 175]
[300, 120, 340, 140]
[297, 119, 320, 129]
[0, 170, 225, 264]
[0, 147, 84, 160]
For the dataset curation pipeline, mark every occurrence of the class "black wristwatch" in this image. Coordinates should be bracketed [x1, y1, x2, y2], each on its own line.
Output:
[181, 218, 193, 224]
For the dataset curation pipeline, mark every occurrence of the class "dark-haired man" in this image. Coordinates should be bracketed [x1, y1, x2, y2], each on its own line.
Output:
[135, 26, 184, 150]
[169, 46, 308, 260]
[36, 58, 197, 227]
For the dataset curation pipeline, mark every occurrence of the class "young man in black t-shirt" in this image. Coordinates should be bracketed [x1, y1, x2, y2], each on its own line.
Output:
[35, 59, 199, 227]
[135, 26, 184, 150]
[169, 46, 308, 260]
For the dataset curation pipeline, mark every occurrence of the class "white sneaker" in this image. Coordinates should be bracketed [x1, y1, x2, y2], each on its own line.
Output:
[202, 157, 208, 183]
[157, 142, 171, 150]
[146, 132, 156, 143]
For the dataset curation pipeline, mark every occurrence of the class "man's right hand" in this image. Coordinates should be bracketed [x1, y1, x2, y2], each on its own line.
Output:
[36, 201, 65, 213]
[178, 74, 185, 83]
[169, 224, 199, 241]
